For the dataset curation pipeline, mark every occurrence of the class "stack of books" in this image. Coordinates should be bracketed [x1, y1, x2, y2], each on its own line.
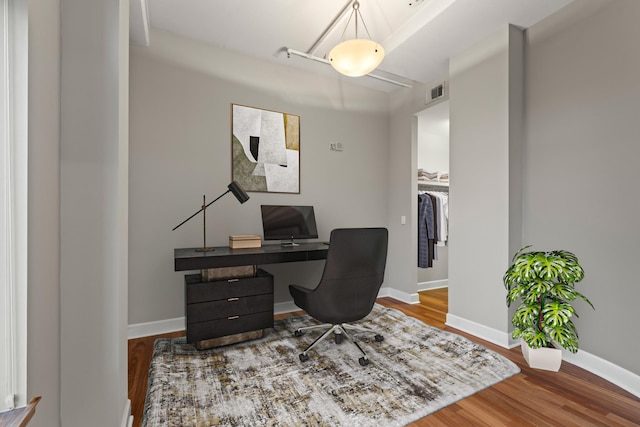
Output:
[228, 234, 262, 249]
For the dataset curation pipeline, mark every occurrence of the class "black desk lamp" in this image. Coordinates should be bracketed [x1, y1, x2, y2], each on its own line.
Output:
[172, 181, 250, 252]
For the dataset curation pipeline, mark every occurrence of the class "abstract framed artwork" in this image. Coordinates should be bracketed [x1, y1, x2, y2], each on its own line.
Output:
[231, 104, 300, 194]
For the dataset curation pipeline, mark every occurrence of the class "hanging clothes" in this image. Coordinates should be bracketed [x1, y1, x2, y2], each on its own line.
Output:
[418, 190, 448, 268]
[418, 193, 435, 268]
[431, 192, 448, 244]
[428, 192, 439, 261]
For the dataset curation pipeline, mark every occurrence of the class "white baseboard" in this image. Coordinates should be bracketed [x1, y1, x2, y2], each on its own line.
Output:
[121, 399, 132, 427]
[445, 313, 516, 349]
[562, 348, 640, 398]
[378, 286, 418, 304]
[128, 317, 184, 339]
[274, 301, 298, 314]
[127, 304, 304, 338]
[128, 288, 418, 339]
[445, 313, 640, 398]
[127, 302, 308, 338]
[277, 289, 419, 314]
[417, 279, 448, 291]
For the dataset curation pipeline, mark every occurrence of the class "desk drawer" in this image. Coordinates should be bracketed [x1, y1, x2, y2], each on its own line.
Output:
[187, 311, 274, 343]
[186, 293, 273, 323]
[185, 269, 273, 303]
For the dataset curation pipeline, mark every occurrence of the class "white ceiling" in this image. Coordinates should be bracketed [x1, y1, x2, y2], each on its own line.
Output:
[130, 0, 574, 91]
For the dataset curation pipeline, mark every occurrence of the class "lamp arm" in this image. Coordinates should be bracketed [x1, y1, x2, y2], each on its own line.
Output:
[171, 189, 231, 231]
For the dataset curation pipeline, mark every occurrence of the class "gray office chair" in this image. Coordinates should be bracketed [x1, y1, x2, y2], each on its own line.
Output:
[289, 227, 388, 366]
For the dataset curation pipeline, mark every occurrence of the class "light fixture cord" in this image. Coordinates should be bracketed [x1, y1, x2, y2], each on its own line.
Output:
[355, 2, 374, 40]
[337, 4, 356, 41]
[338, 0, 374, 42]
[354, 1, 359, 38]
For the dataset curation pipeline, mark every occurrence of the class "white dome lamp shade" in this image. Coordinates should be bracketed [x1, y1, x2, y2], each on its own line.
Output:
[328, 1, 385, 77]
[329, 39, 384, 77]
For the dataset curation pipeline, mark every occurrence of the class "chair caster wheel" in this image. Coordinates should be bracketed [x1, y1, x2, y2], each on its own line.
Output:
[294, 330, 303, 337]
[334, 333, 343, 344]
[374, 334, 384, 342]
[359, 357, 369, 366]
[299, 353, 309, 362]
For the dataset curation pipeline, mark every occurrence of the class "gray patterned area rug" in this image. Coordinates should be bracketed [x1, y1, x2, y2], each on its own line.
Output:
[143, 305, 519, 427]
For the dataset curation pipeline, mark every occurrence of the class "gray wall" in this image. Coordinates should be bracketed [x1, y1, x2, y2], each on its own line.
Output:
[447, 25, 524, 339]
[387, 83, 431, 301]
[59, 0, 129, 425]
[28, 0, 129, 426]
[524, 0, 640, 374]
[129, 31, 390, 325]
[28, 0, 61, 424]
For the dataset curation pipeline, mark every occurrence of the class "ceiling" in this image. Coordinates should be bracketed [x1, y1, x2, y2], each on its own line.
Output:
[130, 0, 574, 92]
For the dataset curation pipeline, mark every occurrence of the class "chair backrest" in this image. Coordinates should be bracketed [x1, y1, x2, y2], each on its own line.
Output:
[311, 228, 388, 324]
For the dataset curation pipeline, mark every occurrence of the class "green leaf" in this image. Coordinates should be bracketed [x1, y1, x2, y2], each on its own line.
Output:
[545, 322, 579, 353]
[533, 253, 566, 280]
[549, 250, 584, 283]
[574, 291, 595, 310]
[506, 284, 529, 304]
[528, 278, 554, 296]
[511, 245, 532, 262]
[517, 328, 549, 349]
[542, 301, 574, 327]
[548, 283, 579, 301]
[513, 304, 539, 326]
[512, 252, 541, 280]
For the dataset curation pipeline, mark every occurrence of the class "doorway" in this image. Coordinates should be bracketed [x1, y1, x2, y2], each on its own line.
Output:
[416, 99, 449, 317]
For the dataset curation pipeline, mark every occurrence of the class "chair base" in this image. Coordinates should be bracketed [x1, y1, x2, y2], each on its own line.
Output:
[294, 322, 384, 366]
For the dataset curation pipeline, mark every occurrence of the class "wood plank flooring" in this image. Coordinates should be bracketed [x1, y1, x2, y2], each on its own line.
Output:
[128, 289, 640, 426]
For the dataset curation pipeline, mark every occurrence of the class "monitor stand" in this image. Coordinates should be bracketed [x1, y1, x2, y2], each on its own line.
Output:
[280, 239, 299, 247]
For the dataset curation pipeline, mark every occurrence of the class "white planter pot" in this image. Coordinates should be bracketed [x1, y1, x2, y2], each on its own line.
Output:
[520, 339, 562, 372]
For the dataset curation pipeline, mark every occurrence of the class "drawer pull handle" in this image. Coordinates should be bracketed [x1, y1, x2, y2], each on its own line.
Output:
[228, 316, 240, 320]
[228, 297, 239, 302]
[227, 279, 240, 283]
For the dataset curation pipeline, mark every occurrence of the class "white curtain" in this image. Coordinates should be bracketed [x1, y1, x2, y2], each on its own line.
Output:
[1, 0, 27, 411]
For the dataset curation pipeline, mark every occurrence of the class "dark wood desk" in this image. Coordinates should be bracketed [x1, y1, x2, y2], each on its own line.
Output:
[174, 242, 329, 271]
[174, 243, 329, 346]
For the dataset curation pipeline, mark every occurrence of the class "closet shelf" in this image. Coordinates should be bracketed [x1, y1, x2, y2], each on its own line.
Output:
[418, 180, 449, 189]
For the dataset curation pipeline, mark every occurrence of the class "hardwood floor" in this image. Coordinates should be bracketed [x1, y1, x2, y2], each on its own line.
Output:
[129, 289, 640, 426]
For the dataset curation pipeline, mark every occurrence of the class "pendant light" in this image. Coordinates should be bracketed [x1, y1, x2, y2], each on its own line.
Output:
[328, 1, 385, 77]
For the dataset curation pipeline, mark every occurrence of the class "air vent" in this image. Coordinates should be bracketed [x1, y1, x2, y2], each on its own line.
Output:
[427, 82, 445, 104]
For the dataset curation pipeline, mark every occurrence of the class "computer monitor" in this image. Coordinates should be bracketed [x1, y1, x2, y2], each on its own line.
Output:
[260, 205, 318, 246]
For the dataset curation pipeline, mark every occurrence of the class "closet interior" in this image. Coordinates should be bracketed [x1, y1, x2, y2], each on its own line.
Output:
[417, 100, 449, 294]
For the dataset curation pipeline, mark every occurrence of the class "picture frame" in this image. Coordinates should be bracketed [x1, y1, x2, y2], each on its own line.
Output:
[231, 104, 300, 194]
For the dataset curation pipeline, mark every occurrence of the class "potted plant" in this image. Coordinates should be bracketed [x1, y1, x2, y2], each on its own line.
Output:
[503, 246, 594, 371]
